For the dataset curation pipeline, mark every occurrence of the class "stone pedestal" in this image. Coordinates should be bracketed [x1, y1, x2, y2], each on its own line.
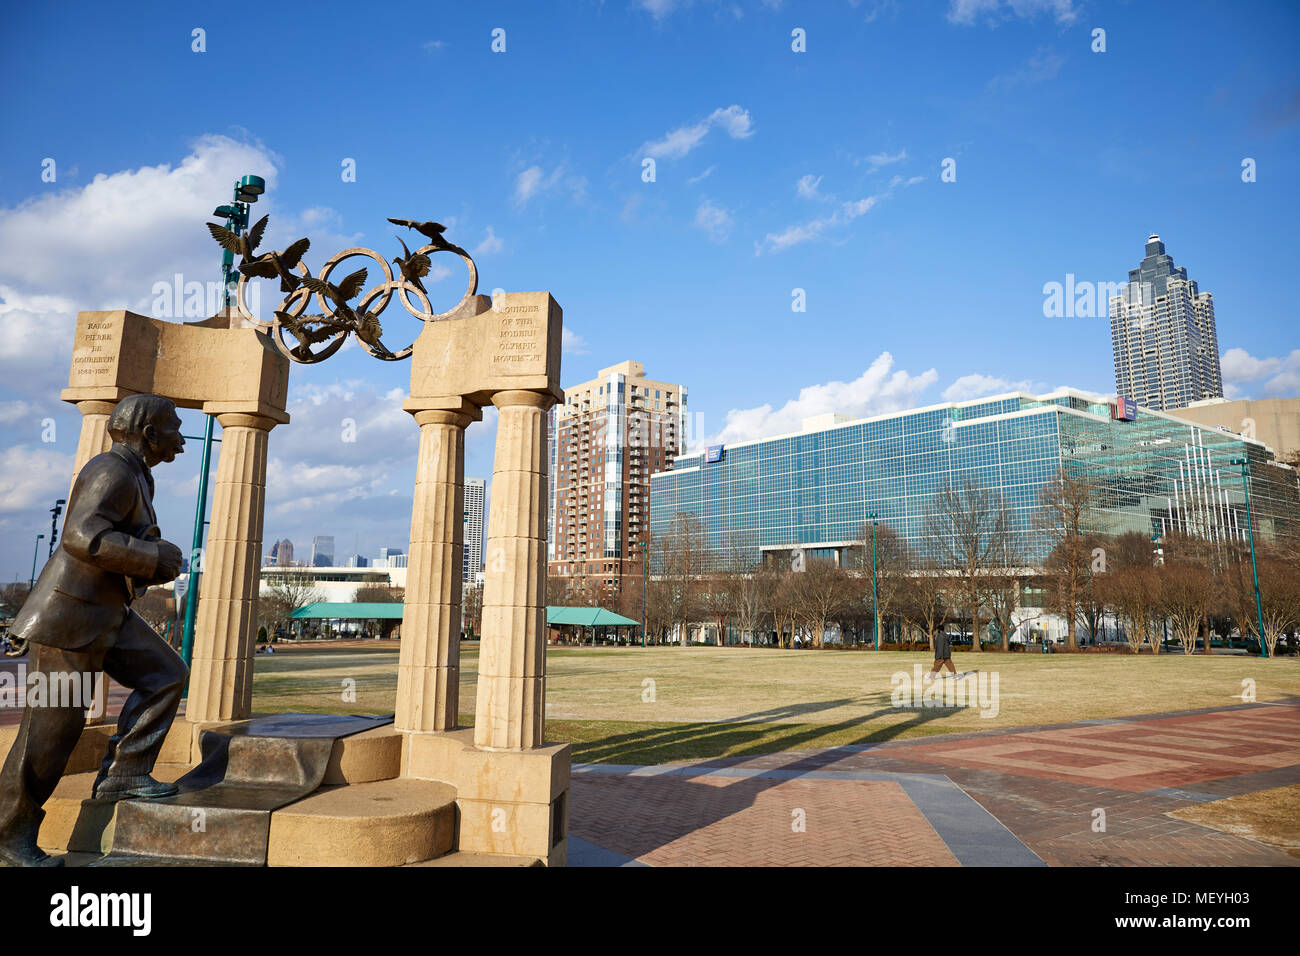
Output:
[186, 412, 277, 722]
[474, 390, 550, 750]
[396, 406, 479, 733]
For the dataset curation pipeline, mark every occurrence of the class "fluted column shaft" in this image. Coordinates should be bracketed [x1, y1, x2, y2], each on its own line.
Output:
[475, 390, 551, 750]
[69, 400, 117, 498]
[396, 409, 470, 733]
[71, 399, 118, 724]
[187, 412, 274, 722]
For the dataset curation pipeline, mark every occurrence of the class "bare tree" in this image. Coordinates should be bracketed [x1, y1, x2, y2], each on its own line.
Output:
[928, 476, 1013, 653]
[900, 559, 951, 651]
[1258, 551, 1300, 657]
[462, 582, 484, 641]
[1038, 470, 1101, 651]
[725, 533, 765, 646]
[848, 523, 910, 645]
[791, 558, 852, 648]
[769, 570, 800, 648]
[660, 512, 710, 645]
[1158, 561, 1213, 656]
[262, 571, 323, 638]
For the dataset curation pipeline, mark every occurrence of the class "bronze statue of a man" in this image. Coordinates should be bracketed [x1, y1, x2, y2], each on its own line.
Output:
[0, 394, 189, 867]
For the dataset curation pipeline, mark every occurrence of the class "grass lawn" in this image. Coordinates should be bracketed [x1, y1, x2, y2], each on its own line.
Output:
[1168, 785, 1300, 858]
[249, 644, 1300, 765]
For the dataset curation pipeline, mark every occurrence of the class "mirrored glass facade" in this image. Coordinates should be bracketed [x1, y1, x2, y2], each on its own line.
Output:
[649, 390, 1300, 568]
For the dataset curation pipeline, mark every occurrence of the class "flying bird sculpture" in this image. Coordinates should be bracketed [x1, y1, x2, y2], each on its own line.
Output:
[207, 214, 269, 262]
[239, 237, 312, 292]
[392, 235, 431, 294]
[387, 217, 458, 252]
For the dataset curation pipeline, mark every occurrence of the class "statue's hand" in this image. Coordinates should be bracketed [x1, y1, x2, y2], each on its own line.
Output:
[154, 539, 184, 582]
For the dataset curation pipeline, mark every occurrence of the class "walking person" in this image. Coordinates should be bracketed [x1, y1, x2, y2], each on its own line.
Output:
[927, 630, 958, 680]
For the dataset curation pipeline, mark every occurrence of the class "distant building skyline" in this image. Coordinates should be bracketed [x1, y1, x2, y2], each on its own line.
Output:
[463, 477, 485, 584]
[1110, 234, 1224, 412]
[311, 535, 335, 568]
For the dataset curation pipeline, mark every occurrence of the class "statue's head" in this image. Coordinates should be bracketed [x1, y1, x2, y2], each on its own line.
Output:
[108, 394, 185, 467]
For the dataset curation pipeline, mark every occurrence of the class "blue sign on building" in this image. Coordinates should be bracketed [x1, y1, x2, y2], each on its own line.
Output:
[705, 444, 725, 463]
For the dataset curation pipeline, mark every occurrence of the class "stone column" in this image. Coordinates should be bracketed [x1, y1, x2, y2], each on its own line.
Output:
[396, 409, 471, 733]
[70, 399, 118, 724]
[475, 390, 551, 750]
[68, 399, 117, 497]
[187, 412, 275, 722]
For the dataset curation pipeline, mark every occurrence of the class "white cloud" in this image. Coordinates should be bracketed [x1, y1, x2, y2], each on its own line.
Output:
[859, 149, 907, 172]
[947, 0, 1078, 25]
[942, 373, 1046, 402]
[1221, 347, 1300, 398]
[0, 134, 293, 395]
[639, 0, 680, 19]
[422, 40, 445, 52]
[796, 174, 825, 200]
[757, 172, 923, 254]
[473, 227, 503, 255]
[693, 199, 733, 242]
[638, 105, 754, 161]
[513, 164, 587, 207]
[516, 166, 544, 204]
[988, 49, 1064, 91]
[688, 165, 716, 184]
[0, 444, 74, 513]
[562, 327, 589, 355]
[701, 352, 939, 447]
[756, 194, 880, 254]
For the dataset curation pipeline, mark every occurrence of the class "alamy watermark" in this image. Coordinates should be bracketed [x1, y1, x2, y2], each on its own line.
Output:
[1043, 276, 1156, 319]
[890, 665, 1000, 718]
[0, 664, 104, 718]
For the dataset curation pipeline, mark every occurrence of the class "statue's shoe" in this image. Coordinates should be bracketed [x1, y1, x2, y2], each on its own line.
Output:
[93, 776, 179, 802]
[0, 842, 65, 867]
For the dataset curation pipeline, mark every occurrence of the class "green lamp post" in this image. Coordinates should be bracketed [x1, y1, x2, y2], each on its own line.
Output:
[866, 512, 879, 650]
[29, 534, 45, 592]
[1230, 456, 1267, 658]
[179, 175, 265, 670]
[638, 539, 648, 647]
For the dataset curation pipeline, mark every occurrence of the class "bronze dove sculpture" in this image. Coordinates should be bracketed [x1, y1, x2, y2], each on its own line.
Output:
[239, 237, 311, 292]
[387, 218, 457, 251]
[392, 236, 431, 294]
[207, 214, 269, 262]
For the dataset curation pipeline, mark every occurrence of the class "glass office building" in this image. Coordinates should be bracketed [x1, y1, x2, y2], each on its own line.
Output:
[649, 389, 1300, 568]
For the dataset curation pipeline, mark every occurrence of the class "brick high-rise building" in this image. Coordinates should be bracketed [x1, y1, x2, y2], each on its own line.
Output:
[548, 360, 687, 609]
[1109, 234, 1224, 411]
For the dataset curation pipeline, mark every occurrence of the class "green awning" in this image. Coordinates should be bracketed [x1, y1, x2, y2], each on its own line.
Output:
[290, 602, 404, 620]
[546, 606, 640, 627]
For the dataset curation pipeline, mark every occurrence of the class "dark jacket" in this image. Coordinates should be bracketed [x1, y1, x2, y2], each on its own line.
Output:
[11, 444, 168, 651]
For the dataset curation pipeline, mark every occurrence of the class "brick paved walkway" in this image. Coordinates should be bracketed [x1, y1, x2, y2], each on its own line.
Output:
[569, 701, 1300, 867]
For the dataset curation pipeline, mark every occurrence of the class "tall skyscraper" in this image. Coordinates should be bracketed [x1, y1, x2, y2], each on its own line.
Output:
[269, 538, 294, 567]
[463, 477, 486, 584]
[549, 360, 688, 606]
[1109, 234, 1223, 411]
[311, 535, 335, 567]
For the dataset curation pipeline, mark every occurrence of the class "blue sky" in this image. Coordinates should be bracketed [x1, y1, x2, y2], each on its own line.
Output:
[1, 0, 1298, 582]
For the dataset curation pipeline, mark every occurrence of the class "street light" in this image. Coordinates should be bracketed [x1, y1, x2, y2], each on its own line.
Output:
[866, 512, 879, 650]
[180, 174, 263, 670]
[49, 498, 66, 556]
[638, 539, 648, 647]
[29, 534, 45, 592]
[1230, 456, 1267, 658]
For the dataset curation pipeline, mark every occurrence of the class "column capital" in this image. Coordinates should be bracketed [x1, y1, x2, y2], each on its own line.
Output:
[491, 389, 552, 411]
[413, 409, 474, 429]
[215, 412, 280, 431]
[75, 399, 119, 417]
